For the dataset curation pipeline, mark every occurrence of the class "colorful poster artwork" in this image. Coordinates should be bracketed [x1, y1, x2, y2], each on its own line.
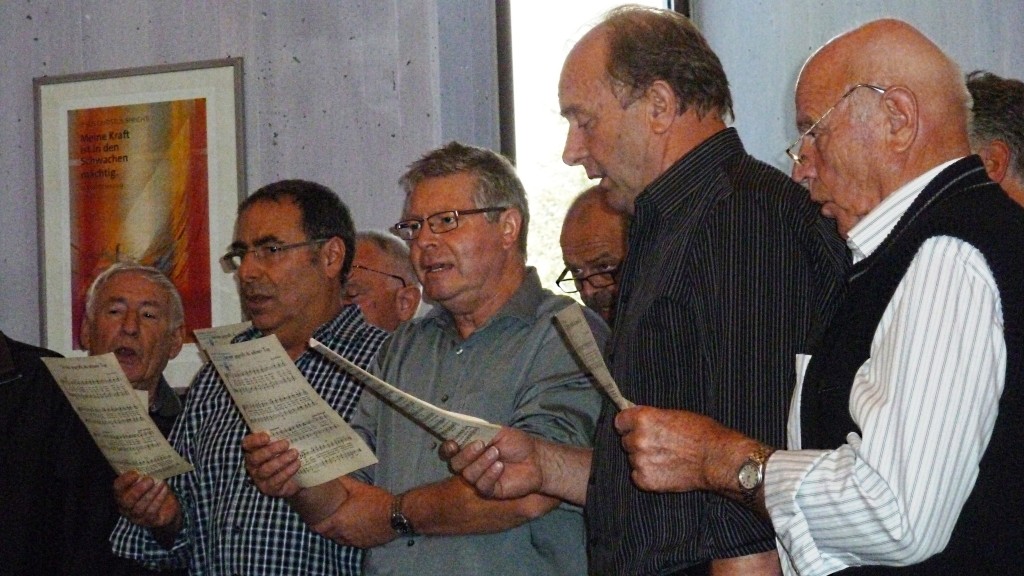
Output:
[68, 99, 211, 347]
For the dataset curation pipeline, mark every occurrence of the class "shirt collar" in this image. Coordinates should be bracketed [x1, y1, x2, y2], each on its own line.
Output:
[638, 127, 744, 216]
[426, 267, 545, 335]
[846, 158, 961, 262]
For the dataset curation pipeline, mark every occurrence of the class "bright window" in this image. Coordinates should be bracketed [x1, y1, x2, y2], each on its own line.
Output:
[509, 1, 669, 294]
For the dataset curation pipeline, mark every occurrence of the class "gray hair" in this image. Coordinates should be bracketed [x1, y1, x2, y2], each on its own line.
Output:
[356, 230, 418, 286]
[84, 262, 185, 331]
[398, 141, 530, 255]
[967, 70, 1024, 178]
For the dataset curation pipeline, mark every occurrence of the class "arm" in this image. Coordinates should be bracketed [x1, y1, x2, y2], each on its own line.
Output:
[444, 426, 592, 505]
[767, 238, 1005, 573]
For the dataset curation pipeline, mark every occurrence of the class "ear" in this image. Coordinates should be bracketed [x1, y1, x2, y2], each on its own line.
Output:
[167, 325, 185, 360]
[879, 87, 918, 153]
[977, 140, 1011, 183]
[394, 286, 421, 323]
[499, 208, 523, 250]
[644, 80, 677, 135]
[319, 236, 346, 280]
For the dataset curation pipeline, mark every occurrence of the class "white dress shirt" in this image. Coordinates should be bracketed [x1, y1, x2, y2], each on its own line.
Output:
[766, 159, 1007, 575]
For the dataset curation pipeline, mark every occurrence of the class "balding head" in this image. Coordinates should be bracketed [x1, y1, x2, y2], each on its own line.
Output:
[560, 186, 629, 326]
[791, 19, 971, 237]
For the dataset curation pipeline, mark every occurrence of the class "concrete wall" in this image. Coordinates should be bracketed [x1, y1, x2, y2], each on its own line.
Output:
[0, 0, 498, 346]
[695, 0, 1024, 172]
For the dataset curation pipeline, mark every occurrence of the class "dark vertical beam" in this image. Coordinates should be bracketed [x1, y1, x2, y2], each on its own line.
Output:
[671, 0, 691, 18]
[495, 0, 516, 164]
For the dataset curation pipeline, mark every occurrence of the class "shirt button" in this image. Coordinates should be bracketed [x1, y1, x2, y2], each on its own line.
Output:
[441, 394, 449, 403]
[455, 348, 464, 355]
[406, 539, 415, 546]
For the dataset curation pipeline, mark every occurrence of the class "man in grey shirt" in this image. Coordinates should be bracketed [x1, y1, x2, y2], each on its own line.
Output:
[244, 141, 605, 575]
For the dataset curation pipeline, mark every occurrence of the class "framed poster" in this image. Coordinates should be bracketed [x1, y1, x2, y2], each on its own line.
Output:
[35, 58, 246, 387]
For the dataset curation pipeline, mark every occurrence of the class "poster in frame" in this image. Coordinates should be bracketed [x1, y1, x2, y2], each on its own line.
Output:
[35, 57, 246, 388]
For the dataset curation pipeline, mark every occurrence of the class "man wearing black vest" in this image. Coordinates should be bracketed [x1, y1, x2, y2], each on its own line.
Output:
[449, 18, 1023, 576]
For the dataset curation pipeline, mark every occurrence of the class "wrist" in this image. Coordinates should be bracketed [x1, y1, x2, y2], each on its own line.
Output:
[389, 492, 416, 537]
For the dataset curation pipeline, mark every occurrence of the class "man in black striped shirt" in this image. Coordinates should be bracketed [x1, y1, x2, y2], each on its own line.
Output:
[445, 6, 847, 575]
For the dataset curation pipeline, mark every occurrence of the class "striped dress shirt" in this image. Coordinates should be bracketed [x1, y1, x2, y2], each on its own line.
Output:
[768, 159, 1007, 575]
[110, 306, 388, 575]
[586, 128, 849, 574]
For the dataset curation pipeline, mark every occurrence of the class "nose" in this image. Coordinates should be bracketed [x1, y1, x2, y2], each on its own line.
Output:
[121, 310, 140, 335]
[579, 279, 603, 301]
[562, 125, 586, 167]
[236, 251, 264, 283]
[790, 154, 815, 184]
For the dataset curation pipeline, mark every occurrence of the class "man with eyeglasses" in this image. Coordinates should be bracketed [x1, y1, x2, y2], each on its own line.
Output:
[558, 185, 628, 327]
[110, 180, 389, 575]
[342, 230, 422, 332]
[243, 141, 604, 575]
[444, 6, 848, 576]
[566, 19, 1023, 575]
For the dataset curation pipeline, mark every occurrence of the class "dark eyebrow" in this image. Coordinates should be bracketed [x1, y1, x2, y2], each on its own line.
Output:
[227, 234, 285, 251]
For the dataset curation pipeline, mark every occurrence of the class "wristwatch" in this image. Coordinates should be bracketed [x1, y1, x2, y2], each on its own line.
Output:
[737, 444, 775, 506]
[389, 492, 416, 537]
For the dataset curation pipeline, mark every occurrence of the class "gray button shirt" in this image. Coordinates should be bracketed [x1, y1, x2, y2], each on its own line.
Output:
[352, 268, 606, 576]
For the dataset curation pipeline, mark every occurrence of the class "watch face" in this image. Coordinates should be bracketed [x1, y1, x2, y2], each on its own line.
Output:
[738, 461, 761, 490]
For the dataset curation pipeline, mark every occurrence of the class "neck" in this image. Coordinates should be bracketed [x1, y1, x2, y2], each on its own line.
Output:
[281, 296, 343, 360]
[450, 264, 526, 340]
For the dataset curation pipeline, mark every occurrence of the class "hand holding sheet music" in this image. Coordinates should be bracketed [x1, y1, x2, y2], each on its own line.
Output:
[206, 336, 377, 487]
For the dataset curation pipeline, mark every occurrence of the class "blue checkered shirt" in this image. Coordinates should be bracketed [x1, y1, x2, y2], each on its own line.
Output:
[110, 306, 388, 575]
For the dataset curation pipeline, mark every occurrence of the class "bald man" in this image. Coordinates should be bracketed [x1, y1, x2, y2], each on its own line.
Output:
[967, 70, 1024, 207]
[558, 186, 628, 326]
[450, 18, 1024, 575]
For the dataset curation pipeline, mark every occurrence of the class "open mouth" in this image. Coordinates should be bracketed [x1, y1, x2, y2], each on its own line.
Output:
[114, 346, 140, 364]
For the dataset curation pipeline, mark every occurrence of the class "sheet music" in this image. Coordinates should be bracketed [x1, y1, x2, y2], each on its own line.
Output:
[310, 338, 501, 446]
[205, 335, 377, 487]
[553, 304, 634, 410]
[193, 321, 252, 360]
[41, 354, 194, 480]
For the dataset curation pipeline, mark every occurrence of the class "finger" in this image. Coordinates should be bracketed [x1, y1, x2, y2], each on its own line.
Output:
[448, 440, 486, 472]
[139, 482, 171, 522]
[458, 444, 499, 483]
[241, 431, 271, 451]
[251, 448, 300, 481]
[614, 406, 641, 434]
[112, 469, 141, 491]
[473, 461, 505, 498]
[439, 439, 461, 461]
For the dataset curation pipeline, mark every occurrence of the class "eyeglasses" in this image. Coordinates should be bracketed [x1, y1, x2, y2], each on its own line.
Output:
[556, 265, 619, 294]
[392, 207, 508, 241]
[351, 264, 408, 287]
[786, 83, 887, 165]
[219, 239, 328, 273]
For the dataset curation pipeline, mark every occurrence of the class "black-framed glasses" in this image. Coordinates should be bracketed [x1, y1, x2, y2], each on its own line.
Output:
[219, 239, 328, 273]
[392, 207, 508, 241]
[351, 264, 408, 287]
[786, 83, 887, 165]
[556, 265, 619, 294]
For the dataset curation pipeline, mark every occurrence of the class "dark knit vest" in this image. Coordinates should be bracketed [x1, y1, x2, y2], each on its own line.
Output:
[800, 157, 1024, 574]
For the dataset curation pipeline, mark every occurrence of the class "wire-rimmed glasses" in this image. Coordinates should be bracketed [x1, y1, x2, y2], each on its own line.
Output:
[786, 83, 887, 165]
[392, 207, 508, 241]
